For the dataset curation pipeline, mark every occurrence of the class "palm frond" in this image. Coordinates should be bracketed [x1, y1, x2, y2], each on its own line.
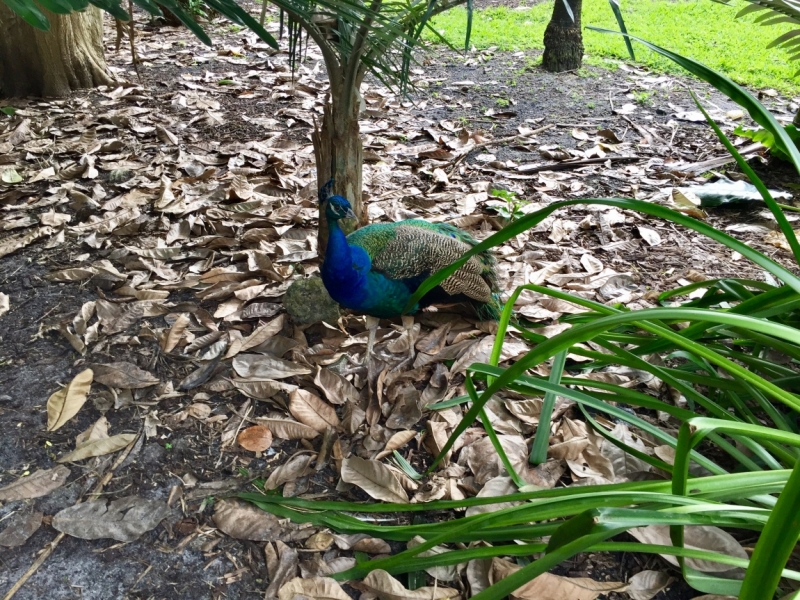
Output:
[3, 0, 467, 95]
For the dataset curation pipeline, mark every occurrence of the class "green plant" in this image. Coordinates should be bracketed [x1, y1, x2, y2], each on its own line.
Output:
[185, 0, 209, 18]
[243, 42, 800, 600]
[495, 97, 510, 107]
[734, 122, 800, 161]
[632, 89, 652, 105]
[489, 188, 526, 221]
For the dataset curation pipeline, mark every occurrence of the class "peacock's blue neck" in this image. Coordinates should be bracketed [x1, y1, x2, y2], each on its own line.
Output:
[321, 217, 417, 318]
[321, 219, 369, 308]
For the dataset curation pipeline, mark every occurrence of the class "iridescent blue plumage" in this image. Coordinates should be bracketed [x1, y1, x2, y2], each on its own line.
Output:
[319, 186, 501, 321]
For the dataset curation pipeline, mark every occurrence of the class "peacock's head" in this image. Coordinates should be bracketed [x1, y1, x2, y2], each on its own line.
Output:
[325, 195, 357, 221]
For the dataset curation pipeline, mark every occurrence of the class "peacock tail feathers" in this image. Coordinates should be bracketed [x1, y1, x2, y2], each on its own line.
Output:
[475, 293, 504, 322]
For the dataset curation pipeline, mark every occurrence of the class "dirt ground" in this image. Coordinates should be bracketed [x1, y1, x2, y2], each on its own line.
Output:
[1, 6, 798, 600]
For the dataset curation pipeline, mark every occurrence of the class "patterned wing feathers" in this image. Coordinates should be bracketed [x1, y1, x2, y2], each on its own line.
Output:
[369, 225, 496, 302]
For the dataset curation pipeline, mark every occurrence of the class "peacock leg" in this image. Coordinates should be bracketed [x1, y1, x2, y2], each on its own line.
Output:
[364, 315, 380, 363]
[389, 315, 417, 373]
[402, 315, 416, 363]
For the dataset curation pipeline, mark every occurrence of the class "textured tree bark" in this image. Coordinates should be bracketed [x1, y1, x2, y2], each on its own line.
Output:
[313, 85, 364, 254]
[542, 0, 584, 73]
[0, 4, 115, 98]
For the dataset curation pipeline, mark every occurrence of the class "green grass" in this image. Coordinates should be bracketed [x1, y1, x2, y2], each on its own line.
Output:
[427, 0, 800, 94]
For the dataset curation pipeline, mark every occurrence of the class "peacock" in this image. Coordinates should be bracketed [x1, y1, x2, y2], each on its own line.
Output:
[318, 180, 501, 373]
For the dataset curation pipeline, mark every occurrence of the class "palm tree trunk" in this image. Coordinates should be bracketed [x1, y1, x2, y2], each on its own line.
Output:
[313, 85, 363, 254]
[0, 4, 115, 97]
[542, 0, 584, 73]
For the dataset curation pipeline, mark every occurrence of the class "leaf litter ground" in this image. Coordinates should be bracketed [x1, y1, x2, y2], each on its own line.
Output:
[1, 7, 799, 600]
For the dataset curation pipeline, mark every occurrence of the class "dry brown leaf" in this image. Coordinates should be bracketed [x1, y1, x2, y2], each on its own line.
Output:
[765, 228, 800, 252]
[238, 425, 273, 452]
[0, 466, 70, 501]
[601, 422, 652, 480]
[0, 226, 53, 260]
[263, 454, 313, 491]
[90, 362, 160, 389]
[239, 314, 285, 353]
[58, 433, 136, 463]
[305, 531, 335, 551]
[363, 569, 460, 600]
[340, 457, 409, 503]
[467, 559, 493, 596]
[376, 430, 417, 459]
[233, 378, 298, 400]
[46, 368, 93, 432]
[465, 476, 521, 517]
[491, 557, 626, 600]
[629, 525, 747, 572]
[161, 313, 191, 353]
[213, 499, 282, 541]
[75, 416, 109, 447]
[637, 225, 662, 246]
[265, 542, 300, 598]
[52, 496, 170, 542]
[233, 354, 311, 379]
[352, 537, 392, 554]
[257, 418, 320, 440]
[40, 209, 71, 226]
[314, 367, 359, 405]
[278, 577, 351, 600]
[289, 389, 340, 432]
[626, 570, 673, 600]
[0, 508, 43, 548]
[407, 536, 458, 581]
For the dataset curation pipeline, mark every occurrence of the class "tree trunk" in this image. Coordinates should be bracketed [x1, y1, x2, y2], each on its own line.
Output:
[542, 0, 583, 73]
[0, 5, 115, 98]
[313, 85, 364, 254]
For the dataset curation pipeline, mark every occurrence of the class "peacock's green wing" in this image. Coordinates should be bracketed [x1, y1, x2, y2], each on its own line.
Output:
[350, 222, 497, 303]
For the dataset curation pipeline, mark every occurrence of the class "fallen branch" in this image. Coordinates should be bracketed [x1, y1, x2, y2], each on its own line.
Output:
[446, 124, 555, 176]
[673, 142, 763, 174]
[516, 155, 641, 174]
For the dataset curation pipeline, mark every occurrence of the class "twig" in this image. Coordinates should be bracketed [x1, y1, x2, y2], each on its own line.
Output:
[620, 115, 661, 144]
[2, 430, 143, 600]
[259, 0, 269, 26]
[127, 0, 141, 82]
[675, 142, 763, 174]
[446, 124, 554, 176]
[512, 155, 641, 174]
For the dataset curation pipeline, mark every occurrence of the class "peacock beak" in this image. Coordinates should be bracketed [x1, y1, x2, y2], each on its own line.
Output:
[344, 207, 357, 220]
